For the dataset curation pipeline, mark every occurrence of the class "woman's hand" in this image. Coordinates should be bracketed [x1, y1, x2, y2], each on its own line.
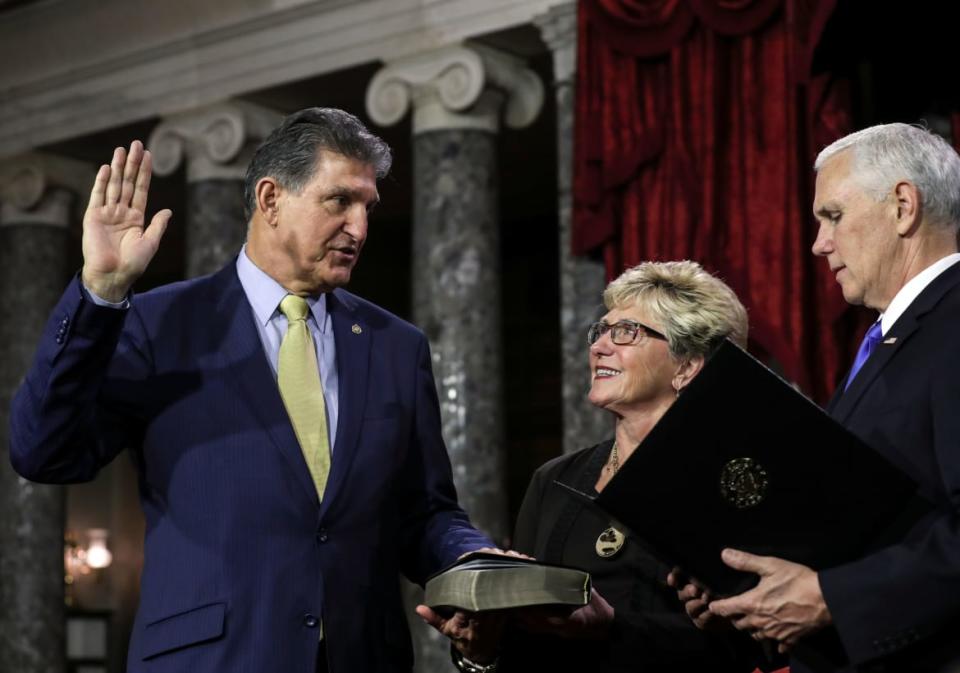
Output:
[513, 587, 615, 639]
[667, 568, 726, 631]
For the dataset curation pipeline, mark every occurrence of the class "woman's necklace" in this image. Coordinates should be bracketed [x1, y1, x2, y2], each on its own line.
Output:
[597, 441, 626, 557]
[605, 441, 620, 473]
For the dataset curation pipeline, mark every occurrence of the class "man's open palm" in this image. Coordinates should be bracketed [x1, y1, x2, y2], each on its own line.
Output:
[81, 140, 171, 301]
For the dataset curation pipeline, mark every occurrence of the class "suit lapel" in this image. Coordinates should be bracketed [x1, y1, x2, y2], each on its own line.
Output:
[831, 261, 960, 423]
[319, 289, 370, 518]
[211, 264, 320, 507]
[830, 321, 915, 422]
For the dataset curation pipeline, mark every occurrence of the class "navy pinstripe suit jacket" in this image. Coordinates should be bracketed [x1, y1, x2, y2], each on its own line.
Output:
[10, 262, 490, 673]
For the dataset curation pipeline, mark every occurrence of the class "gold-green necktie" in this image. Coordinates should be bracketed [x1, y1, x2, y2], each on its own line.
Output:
[278, 294, 331, 500]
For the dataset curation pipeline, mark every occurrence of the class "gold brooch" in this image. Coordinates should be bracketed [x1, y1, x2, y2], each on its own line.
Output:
[719, 457, 769, 509]
[595, 526, 625, 558]
[352, 324, 362, 334]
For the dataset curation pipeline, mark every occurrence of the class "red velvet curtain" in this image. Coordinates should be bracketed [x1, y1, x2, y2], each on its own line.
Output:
[573, 0, 857, 402]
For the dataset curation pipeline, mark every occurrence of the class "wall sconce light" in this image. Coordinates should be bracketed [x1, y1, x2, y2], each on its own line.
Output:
[84, 529, 113, 569]
[65, 528, 113, 597]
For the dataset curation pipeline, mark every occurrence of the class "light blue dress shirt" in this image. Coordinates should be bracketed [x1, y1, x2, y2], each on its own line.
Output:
[235, 247, 339, 450]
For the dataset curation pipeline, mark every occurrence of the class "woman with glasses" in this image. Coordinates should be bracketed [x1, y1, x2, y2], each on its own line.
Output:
[499, 260, 750, 673]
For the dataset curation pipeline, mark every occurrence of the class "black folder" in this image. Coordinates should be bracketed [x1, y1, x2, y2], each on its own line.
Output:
[561, 340, 930, 597]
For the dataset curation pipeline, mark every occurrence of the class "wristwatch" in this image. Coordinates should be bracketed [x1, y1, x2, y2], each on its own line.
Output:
[450, 645, 499, 673]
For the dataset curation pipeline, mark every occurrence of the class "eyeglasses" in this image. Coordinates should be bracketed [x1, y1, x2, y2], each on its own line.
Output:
[586, 319, 667, 346]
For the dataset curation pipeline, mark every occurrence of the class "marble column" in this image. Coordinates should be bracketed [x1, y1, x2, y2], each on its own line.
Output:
[367, 44, 543, 673]
[148, 101, 281, 277]
[368, 43, 544, 542]
[535, 2, 610, 454]
[0, 154, 91, 673]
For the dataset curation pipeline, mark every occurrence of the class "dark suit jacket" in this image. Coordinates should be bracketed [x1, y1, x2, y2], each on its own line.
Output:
[812, 261, 960, 672]
[9, 263, 490, 673]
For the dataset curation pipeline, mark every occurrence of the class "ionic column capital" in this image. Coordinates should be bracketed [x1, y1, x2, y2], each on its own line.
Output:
[148, 100, 283, 182]
[366, 43, 544, 134]
[534, 2, 578, 85]
[0, 153, 93, 228]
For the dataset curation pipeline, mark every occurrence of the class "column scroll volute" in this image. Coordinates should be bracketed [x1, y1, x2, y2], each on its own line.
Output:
[366, 44, 543, 134]
[148, 101, 282, 182]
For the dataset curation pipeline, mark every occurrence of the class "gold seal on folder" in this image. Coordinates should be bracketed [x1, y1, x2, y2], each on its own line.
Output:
[719, 457, 768, 509]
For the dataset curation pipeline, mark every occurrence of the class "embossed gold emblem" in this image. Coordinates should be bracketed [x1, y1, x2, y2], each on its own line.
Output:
[719, 457, 769, 509]
[595, 526, 625, 558]
[351, 324, 362, 334]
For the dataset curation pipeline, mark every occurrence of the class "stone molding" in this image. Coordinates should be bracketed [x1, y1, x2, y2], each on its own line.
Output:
[366, 43, 544, 134]
[148, 101, 282, 182]
[0, 153, 93, 227]
[0, 0, 565, 158]
[533, 2, 577, 85]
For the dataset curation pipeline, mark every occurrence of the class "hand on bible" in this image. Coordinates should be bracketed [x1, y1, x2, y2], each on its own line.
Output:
[457, 546, 534, 561]
[81, 140, 171, 302]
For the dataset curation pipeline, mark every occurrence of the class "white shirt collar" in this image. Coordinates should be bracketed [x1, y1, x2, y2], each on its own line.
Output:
[880, 253, 960, 335]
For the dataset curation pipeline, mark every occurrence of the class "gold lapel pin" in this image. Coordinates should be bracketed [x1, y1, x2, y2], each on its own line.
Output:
[883, 337, 897, 345]
[352, 324, 362, 335]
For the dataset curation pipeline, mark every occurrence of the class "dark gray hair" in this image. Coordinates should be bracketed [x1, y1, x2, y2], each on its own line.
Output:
[815, 123, 960, 230]
[243, 107, 392, 220]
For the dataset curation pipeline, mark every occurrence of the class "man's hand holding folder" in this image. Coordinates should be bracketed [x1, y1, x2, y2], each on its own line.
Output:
[709, 549, 831, 653]
[670, 550, 832, 654]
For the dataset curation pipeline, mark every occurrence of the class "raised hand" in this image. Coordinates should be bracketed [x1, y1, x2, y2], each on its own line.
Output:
[81, 141, 171, 302]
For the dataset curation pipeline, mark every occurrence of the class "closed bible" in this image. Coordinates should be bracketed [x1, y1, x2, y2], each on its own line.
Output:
[560, 340, 929, 598]
[423, 552, 591, 613]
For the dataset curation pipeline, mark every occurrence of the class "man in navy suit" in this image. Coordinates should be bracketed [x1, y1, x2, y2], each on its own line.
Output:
[675, 123, 960, 672]
[9, 108, 493, 672]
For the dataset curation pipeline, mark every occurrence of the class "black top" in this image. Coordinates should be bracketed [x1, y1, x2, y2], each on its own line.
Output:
[500, 440, 754, 673]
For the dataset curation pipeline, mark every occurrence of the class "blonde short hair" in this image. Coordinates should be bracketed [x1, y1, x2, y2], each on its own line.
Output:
[603, 260, 748, 360]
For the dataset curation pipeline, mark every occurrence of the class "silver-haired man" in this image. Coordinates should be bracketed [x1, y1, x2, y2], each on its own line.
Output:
[677, 123, 960, 673]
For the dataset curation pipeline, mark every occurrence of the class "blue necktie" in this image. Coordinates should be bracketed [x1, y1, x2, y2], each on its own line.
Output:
[845, 321, 883, 391]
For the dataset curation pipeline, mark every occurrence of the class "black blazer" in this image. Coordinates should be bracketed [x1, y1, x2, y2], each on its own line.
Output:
[503, 442, 752, 673]
[815, 261, 960, 672]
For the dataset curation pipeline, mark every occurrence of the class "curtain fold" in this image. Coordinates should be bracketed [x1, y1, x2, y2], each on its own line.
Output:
[573, 0, 857, 402]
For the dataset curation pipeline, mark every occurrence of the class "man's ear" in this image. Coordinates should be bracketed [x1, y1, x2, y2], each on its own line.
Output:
[256, 177, 282, 227]
[893, 180, 922, 237]
[673, 355, 705, 393]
